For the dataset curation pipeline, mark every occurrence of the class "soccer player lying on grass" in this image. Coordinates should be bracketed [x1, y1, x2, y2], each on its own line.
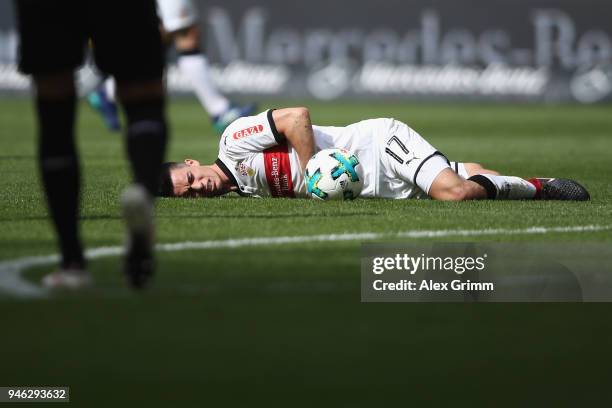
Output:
[157, 107, 590, 201]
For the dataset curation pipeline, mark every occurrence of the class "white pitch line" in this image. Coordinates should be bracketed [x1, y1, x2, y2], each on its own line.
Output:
[0, 224, 609, 298]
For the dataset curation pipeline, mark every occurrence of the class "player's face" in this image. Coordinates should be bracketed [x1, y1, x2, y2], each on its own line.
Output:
[170, 160, 227, 198]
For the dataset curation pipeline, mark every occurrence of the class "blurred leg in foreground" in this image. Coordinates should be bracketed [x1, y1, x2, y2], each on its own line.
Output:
[115, 79, 167, 288]
[34, 72, 89, 288]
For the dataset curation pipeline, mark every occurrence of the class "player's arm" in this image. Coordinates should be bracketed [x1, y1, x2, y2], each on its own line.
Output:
[272, 107, 315, 172]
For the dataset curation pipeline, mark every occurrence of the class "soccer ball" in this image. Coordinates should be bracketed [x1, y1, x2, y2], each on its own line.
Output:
[304, 148, 364, 200]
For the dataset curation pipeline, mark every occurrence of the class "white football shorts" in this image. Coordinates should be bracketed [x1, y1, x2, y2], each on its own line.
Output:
[373, 119, 451, 199]
[157, 0, 199, 32]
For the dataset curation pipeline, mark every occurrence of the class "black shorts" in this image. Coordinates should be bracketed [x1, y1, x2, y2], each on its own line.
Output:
[15, 0, 164, 81]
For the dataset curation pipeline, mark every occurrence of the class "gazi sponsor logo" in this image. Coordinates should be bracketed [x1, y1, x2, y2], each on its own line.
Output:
[233, 124, 264, 140]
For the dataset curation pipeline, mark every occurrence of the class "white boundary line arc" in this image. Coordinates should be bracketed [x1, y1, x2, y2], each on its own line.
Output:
[0, 224, 609, 298]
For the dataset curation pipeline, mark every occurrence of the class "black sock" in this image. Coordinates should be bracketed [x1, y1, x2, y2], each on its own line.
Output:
[123, 99, 168, 196]
[468, 175, 497, 199]
[36, 96, 84, 269]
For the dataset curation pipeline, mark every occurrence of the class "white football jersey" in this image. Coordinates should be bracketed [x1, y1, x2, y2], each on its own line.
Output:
[216, 110, 450, 199]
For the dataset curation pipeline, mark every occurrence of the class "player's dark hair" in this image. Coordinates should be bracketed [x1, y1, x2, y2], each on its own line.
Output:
[157, 162, 186, 197]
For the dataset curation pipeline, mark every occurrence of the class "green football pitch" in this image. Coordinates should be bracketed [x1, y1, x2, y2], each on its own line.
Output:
[1, 98, 611, 406]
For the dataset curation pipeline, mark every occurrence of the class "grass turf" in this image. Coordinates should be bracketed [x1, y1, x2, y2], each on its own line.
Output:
[1, 98, 612, 406]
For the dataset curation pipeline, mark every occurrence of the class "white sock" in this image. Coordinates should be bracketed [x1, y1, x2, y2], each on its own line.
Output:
[478, 175, 537, 199]
[104, 77, 116, 102]
[177, 53, 230, 117]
